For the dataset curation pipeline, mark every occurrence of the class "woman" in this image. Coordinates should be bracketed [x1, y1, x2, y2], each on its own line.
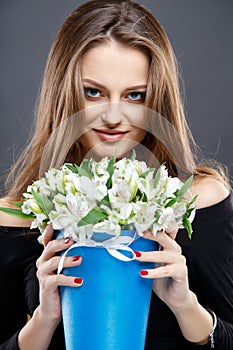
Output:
[0, 1, 232, 349]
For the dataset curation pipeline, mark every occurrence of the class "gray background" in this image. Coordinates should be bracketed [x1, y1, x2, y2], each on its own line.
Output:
[0, 0, 232, 195]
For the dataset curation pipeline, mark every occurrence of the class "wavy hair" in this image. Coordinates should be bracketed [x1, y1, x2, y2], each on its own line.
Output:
[5, 0, 230, 200]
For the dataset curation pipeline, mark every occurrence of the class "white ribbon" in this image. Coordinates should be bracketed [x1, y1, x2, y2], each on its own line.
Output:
[57, 235, 136, 274]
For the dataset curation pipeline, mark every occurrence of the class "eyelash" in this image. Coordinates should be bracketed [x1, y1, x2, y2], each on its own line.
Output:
[83, 87, 146, 103]
[84, 87, 101, 99]
[128, 91, 146, 102]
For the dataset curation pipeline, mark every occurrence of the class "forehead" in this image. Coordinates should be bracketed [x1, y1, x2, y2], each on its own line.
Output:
[81, 41, 150, 87]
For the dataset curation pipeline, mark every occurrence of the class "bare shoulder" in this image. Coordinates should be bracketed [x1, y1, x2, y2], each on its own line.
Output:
[191, 177, 230, 209]
[0, 198, 31, 227]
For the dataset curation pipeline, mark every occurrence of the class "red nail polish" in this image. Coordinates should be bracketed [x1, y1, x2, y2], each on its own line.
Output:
[72, 256, 81, 262]
[64, 237, 70, 244]
[135, 251, 141, 258]
[140, 270, 148, 276]
[74, 277, 83, 284]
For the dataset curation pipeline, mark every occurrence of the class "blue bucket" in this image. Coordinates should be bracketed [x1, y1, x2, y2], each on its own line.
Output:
[58, 230, 158, 350]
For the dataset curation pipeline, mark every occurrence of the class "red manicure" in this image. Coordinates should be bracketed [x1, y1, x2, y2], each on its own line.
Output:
[134, 251, 142, 258]
[140, 270, 148, 276]
[72, 256, 81, 262]
[74, 277, 83, 284]
[64, 237, 70, 244]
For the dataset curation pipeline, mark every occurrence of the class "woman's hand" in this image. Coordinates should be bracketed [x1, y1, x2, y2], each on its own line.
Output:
[36, 225, 83, 322]
[135, 230, 191, 311]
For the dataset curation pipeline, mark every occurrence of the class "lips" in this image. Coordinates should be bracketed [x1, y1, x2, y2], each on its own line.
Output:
[93, 129, 128, 142]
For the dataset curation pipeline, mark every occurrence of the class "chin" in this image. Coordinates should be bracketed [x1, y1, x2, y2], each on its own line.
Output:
[82, 140, 139, 160]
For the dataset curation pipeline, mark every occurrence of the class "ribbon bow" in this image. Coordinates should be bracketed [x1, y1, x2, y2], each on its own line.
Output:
[57, 235, 136, 274]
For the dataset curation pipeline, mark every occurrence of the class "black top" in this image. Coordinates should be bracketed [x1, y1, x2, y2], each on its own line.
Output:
[0, 193, 232, 349]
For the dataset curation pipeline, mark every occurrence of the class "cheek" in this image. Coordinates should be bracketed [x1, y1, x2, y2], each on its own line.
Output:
[83, 104, 108, 127]
[128, 110, 148, 134]
[131, 127, 147, 143]
[79, 131, 94, 149]
[125, 105, 148, 127]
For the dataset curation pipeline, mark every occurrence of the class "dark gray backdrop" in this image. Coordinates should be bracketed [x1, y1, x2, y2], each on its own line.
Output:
[1, 0, 232, 195]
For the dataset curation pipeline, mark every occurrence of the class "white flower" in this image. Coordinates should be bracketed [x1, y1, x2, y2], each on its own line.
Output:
[138, 173, 157, 201]
[151, 166, 169, 202]
[16, 153, 196, 242]
[30, 213, 47, 231]
[157, 207, 175, 230]
[22, 199, 42, 215]
[47, 191, 95, 240]
[109, 159, 141, 205]
[73, 176, 107, 202]
[100, 203, 134, 228]
[45, 168, 63, 192]
[108, 182, 132, 208]
[165, 177, 182, 198]
[133, 202, 158, 235]
[66, 193, 91, 218]
[92, 157, 110, 184]
[174, 203, 187, 220]
[93, 220, 121, 237]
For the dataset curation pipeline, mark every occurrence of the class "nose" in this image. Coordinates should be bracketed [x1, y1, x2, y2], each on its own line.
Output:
[101, 102, 123, 127]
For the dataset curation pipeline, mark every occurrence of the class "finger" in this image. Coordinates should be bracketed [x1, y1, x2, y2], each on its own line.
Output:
[43, 224, 54, 246]
[41, 236, 74, 261]
[44, 274, 84, 288]
[38, 255, 82, 275]
[165, 228, 178, 240]
[143, 228, 177, 241]
[134, 250, 185, 265]
[143, 230, 181, 253]
[55, 274, 84, 287]
[139, 263, 187, 280]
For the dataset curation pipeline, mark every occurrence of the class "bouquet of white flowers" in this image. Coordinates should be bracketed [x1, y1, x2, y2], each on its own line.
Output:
[2, 151, 196, 241]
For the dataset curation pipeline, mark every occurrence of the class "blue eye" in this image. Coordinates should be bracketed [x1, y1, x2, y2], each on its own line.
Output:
[84, 87, 101, 98]
[128, 92, 146, 102]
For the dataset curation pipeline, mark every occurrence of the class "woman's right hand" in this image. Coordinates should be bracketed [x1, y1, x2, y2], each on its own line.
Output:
[36, 224, 83, 322]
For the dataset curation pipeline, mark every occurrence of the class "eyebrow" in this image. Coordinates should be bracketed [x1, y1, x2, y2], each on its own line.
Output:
[82, 78, 147, 91]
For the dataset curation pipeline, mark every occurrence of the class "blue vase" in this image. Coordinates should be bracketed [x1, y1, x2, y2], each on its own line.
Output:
[57, 230, 158, 350]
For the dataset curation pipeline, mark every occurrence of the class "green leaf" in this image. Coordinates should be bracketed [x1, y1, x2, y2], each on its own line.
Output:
[12, 201, 23, 208]
[0, 207, 34, 220]
[130, 149, 136, 161]
[165, 198, 177, 207]
[185, 207, 194, 217]
[188, 194, 198, 206]
[31, 189, 46, 212]
[79, 159, 94, 179]
[41, 197, 54, 215]
[140, 168, 154, 179]
[182, 217, 193, 239]
[106, 156, 116, 188]
[141, 192, 148, 202]
[176, 175, 193, 202]
[64, 163, 79, 174]
[153, 165, 162, 188]
[78, 207, 108, 227]
[31, 189, 53, 217]
[100, 195, 110, 207]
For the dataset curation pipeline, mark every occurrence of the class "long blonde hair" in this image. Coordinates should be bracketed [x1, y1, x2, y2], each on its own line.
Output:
[5, 0, 230, 200]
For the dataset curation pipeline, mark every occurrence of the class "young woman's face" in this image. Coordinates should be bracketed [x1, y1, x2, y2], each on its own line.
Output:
[79, 40, 150, 159]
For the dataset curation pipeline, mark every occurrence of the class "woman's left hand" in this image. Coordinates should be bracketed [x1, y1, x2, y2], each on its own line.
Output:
[135, 230, 190, 311]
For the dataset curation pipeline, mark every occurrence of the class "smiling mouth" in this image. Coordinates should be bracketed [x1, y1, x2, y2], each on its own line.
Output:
[93, 129, 128, 142]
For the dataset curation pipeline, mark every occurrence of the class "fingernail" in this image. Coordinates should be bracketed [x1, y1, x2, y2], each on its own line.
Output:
[134, 251, 142, 258]
[140, 270, 148, 276]
[74, 277, 83, 285]
[72, 256, 81, 262]
[64, 237, 70, 244]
